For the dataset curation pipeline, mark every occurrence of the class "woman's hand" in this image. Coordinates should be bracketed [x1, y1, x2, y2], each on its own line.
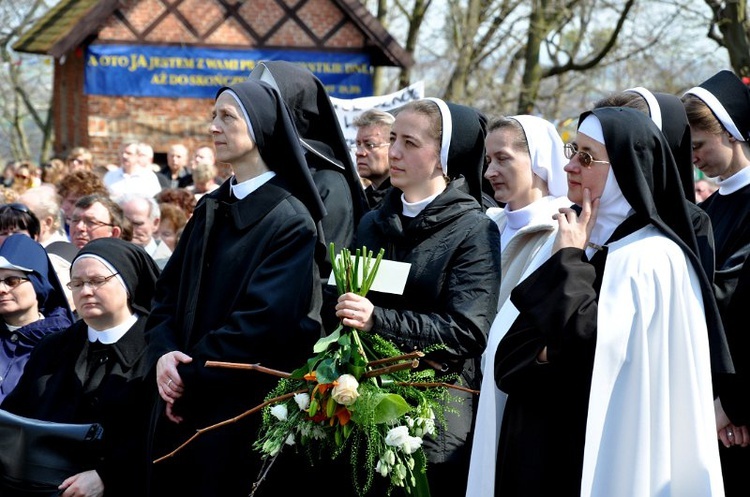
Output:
[336, 293, 375, 331]
[553, 187, 600, 254]
[719, 424, 750, 448]
[59, 470, 104, 497]
[157, 351, 192, 423]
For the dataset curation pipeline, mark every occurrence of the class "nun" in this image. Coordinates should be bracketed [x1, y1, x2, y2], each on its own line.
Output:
[2, 238, 160, 497]
[335, 98, 502, 496]
[0, 234, 73, 403]
[146, 79, 325, 497]
[594, 87, 717, 278]
[494, 107, 724, 496]
[250, 61, 368, 263]
[683, 70, 750, 495]
[466, 115, 570, 496]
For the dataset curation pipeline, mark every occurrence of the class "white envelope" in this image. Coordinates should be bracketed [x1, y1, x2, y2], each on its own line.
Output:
[327, 256, 411, 295]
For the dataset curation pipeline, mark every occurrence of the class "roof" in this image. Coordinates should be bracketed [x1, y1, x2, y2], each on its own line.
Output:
[13, 0, 116, 58]
[13, 0, 413, 68]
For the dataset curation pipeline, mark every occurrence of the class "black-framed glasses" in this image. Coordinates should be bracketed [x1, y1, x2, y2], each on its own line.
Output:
[0, 203, 31, 215]
[564, 143, 610, 167]
[0, 276, 30, 289]
[68, 216, 115, 231]
[351, 142, 390, 153]
[66, 273, 119, 291]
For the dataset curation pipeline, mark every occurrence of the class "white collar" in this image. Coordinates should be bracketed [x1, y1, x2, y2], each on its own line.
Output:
[504, 196, 560, 230]
[144, 237, 158, 256]
[87, 313, 138, 343]
[717, 165, 750, 195]
[401, 187, 445, 218]
[502, 196, 563, 249]
[231, 171, 276, 199]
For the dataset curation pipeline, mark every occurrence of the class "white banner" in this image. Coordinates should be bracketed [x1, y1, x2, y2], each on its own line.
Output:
[330, 81, 425, 147]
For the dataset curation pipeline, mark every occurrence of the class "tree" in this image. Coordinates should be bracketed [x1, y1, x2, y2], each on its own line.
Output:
[704, 0, 750, 77]
[0, 0, 54, 163]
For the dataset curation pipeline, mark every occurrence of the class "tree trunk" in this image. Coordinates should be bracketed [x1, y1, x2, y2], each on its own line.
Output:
[720, 0, 750, 76]
[372, 0, 389, 95]
[398, 0, 430, 89]
[518, 0, 546, 114]
[443, 0, 482, 102]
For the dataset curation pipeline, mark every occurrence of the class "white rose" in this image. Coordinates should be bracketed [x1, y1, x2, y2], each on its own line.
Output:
[270, 404, 288, 421]
[284, 433, 296, 446]
[331, 374, 360, 406]
[294, 393, 310, 411]
[402, 435, 423, 454]
[385, 426, 410, 447]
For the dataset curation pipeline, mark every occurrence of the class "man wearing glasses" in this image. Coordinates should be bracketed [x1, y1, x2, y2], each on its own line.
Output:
[352, 109, 394, 209]
[68, 194, 130, 249]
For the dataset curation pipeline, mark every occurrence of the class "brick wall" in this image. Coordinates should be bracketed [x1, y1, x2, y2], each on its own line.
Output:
[54, 0, 367, 166]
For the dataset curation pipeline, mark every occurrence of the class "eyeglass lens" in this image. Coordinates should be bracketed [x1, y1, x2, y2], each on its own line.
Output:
[0, 276, 29, 288]
[564, 144, 593, 166]
[67, 274, 118, 291]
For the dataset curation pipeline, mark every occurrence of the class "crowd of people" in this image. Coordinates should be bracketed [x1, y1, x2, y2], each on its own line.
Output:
[0, 62, 747, 497]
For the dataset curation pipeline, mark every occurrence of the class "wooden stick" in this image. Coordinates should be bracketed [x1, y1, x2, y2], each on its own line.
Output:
[153, 389, 306, 463]
[204, 361, 291, 378]
[367, 351, 425, 367]
[362, 359, 419, 378]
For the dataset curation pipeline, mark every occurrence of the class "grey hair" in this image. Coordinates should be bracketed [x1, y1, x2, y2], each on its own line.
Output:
[117, 193, 161, 222]
[352, 109, 395, 129]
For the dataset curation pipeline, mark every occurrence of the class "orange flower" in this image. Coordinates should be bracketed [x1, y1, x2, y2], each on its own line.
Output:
[303, 371, 317, 381]
[318, 382, 334, 394]
[334, 406, 351, 426]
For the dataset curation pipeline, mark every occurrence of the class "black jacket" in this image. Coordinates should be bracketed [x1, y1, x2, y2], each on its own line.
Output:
[2, 317, 152, 497]
[145, 176, 322, 497]
[355, 178, 501, 465]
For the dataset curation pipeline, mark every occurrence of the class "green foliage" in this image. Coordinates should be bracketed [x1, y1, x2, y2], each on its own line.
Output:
[252, 244, 459, 496]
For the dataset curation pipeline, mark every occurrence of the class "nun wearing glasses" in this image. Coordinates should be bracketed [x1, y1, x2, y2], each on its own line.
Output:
[492, 107, 725, 496]
[3, 238, 160, 497]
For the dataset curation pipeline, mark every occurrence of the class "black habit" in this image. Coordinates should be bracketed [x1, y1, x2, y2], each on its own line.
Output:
[2, 317, 153, 497]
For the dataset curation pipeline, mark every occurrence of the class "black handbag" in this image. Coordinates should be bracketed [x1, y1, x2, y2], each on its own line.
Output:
[0, 409, 103, 497]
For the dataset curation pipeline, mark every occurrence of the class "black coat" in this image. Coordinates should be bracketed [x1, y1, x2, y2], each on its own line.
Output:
[364, 177, 392, 210]
[145, 177, 322, 497]
[494, 248, 601, 497]
[701, 185, 750, 316]
[355, 178, 501, 483]
[2, 317, 153, 497]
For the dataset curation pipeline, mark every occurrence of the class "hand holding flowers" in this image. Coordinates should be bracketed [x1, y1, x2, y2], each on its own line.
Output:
[157, 246, 464, 496]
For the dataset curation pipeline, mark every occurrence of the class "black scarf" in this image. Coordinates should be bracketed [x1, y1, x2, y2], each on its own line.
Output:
[582, 107, 733, 375]
[73, 238, 160, 316]
[217, 79, 326, 222]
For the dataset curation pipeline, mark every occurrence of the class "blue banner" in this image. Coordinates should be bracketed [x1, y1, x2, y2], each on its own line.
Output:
[84, 45, 372, 99]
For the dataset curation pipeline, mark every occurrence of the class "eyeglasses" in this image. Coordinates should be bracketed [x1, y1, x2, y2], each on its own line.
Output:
[351, 142, 390, 153]
[0, 203, 30, 215]
[564, 143, 610, 167]
[68, 216, 114, 231]
[67, 273, 119, 291]
[0, 276, 30, 289]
